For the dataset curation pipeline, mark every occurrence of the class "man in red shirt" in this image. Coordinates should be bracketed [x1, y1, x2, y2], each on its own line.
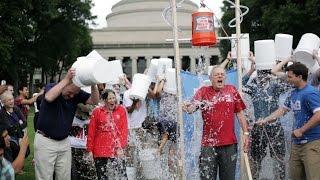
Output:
[14, 85, 43, 119]
[183, 66, 249, 180]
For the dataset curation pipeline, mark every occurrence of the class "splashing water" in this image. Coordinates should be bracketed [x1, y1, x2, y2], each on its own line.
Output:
[244, 70, 293, 180]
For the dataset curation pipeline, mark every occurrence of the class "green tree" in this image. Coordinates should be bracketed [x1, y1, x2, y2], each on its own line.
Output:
[0, 0, 94, 89]
[219, 0, 320, 58]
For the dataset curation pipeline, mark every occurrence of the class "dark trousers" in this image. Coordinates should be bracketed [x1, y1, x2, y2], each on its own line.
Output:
[71, 148, 97, 180]
[199, 144, 237, 180]
[250, 123, 286, 180]
[94, 157, 127, 180]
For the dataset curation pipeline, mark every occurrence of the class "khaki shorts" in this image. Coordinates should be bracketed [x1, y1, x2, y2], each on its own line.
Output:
[290, 139, 320, 180]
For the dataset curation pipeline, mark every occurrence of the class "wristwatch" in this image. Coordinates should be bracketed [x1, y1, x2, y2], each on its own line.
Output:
[243, 132, 250, 136]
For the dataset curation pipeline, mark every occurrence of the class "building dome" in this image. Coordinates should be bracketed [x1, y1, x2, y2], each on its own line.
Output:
[106, 0, 198, 28]
[90, 0, 221, 80]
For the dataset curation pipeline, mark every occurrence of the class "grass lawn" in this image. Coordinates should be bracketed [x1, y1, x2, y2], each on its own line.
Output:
[16, 110, 36, 180]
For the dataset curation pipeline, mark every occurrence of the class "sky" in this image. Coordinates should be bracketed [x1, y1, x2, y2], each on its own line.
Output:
[90, 0, 224, 29]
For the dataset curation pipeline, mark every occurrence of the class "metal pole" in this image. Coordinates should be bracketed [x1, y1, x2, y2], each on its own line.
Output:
[235, 0, 252, 179]
[171, 0, 186, 179]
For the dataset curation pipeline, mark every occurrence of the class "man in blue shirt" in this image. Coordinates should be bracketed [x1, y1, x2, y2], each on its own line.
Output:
[34, 69, 99, 180]
[258, 62, 320, 180]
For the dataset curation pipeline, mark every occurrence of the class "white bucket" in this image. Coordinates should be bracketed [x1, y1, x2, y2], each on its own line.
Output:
[72, 57, 86, 87]
[157, 58, 173, 77]
[126, 167, 136, 180]
[129, 74, 151, 100]
[254, 40, 276, 70]
[72, 50, 109, 87]
[275, 34, 293, 60]
[310, 60, 320, 74]
[86, 50, 105, 61]
[293, 33, 320, 68]
[163, 68, 177, 95]
[81, 86, 91, 94]
[147, 59, 159, 82]
[231, 33, 250, 59]
[104, 60, 124, 84]
[76, 59, 108, 86]
[139, 148, 161, 179]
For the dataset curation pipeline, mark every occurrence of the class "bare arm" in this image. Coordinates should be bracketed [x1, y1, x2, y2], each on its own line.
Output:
[121, 74, 131, 89]
[158, 133, 169, 154]
[246, 51, 256, 77]
[271, 56, 292, 78]
[21, 90, 44, 105]
[12, 135, 29, 173]
[219, 52, 231, 69]
[156, 79, 165, 95]
[0, 85, 8, 95]
[182, 101, 198, 114]
[258, 107, 289, 125]
[236, 110, 249, 133]
[45, 69, 74, 102]
[236, 110, 250, 152]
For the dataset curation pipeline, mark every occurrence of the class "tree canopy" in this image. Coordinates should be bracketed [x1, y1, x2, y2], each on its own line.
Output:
[0, 0, 94, 88]
[219, 0, 320, 58]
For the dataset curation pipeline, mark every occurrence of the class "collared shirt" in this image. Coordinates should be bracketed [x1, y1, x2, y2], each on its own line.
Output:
[193, 85, 246, 147]
[37, 83, 90, 140]
[284, 84, 320, 144]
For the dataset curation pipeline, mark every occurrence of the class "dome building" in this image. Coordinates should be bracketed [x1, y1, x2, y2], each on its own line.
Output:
[91, 0, 221, 79]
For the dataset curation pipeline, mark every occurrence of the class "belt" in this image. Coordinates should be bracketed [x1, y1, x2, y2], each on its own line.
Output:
[37, 130, 53, 140]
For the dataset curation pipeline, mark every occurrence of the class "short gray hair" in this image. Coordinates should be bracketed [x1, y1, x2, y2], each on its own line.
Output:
[209, 66, 226, 77]
[0, 90, 13, 102]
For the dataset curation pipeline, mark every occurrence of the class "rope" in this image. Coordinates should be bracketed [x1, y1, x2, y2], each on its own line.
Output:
[261, 124, 286, 163]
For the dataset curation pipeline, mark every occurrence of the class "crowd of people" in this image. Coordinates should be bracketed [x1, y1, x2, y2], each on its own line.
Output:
[0, 49, 320, 180]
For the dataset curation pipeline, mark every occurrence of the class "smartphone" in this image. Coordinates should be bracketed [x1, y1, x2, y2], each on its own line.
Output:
[22, 128, 27, 136]
[1, 80, 6, 86]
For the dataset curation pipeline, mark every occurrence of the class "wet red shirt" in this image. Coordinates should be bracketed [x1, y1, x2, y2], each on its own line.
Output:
[14, 96, 29, 119]
[87, 105, 128, 158]
[193, 85, 246, 147]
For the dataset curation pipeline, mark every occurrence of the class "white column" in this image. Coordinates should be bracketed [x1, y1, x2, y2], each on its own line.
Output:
[205, 55, 211, 67]
[131, 56, 138, 76]
[190, 56, 196, 74]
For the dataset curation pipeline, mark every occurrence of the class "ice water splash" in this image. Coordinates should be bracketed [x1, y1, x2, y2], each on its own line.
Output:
[243, 70, 293, 180]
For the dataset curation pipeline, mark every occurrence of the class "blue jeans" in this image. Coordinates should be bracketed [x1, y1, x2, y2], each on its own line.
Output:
[199, 144, 237, 180]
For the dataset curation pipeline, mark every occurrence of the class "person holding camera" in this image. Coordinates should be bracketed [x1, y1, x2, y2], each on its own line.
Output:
[0, 91, 29, 162]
